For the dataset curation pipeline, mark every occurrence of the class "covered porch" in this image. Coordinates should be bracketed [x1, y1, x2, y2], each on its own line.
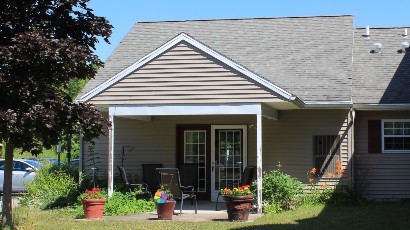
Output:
[105, 103, 280, 214]
[79, 104, 353, 214]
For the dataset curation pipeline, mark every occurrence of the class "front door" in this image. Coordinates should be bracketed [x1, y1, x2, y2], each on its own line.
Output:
[177, 125, 211, 200]
[177, 124, 247, 201]
[211, 125, 247, 202]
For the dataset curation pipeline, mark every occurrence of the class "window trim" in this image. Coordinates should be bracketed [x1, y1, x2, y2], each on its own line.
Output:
[382, 119, 410, 154]
[312, 134, 340, 176]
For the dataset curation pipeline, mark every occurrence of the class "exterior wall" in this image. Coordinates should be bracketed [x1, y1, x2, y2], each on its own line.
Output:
[263, 109, 350, 184]
[90, 42, 283, 104]
[354, 110, 410, 200]
[83, 109, 351, 186]
[83, 115, 256, 181]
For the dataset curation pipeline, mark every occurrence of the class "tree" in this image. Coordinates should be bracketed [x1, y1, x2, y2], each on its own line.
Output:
[0, 0, 112, 227]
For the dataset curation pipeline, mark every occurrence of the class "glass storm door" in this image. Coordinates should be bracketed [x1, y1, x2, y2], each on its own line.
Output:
[211, 125, 247, 202]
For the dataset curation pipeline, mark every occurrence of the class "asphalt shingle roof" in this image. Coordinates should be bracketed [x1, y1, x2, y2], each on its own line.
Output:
[78, 15, 354, 102]
[353, 27, 410, 104]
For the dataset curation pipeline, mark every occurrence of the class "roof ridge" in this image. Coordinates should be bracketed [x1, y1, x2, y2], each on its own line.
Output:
[138, 15, 353, 24]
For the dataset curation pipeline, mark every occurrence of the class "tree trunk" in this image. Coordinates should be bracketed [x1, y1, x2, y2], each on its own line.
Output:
[67, 134, 72, 163]
[2, 141, 14, 228]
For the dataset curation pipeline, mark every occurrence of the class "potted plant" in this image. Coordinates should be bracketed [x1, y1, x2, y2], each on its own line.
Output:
[221, 185, 254, 221]
[79, 187, 106, 219]
[154, 188, 175, 220]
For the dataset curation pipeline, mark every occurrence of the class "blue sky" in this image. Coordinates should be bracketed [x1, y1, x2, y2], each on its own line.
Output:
[89, 0, 410, 61]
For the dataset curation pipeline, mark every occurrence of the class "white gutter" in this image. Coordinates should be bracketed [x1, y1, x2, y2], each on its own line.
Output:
[303, 101, 353, 109]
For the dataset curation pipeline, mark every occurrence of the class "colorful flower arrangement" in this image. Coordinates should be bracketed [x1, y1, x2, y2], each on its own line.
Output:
[220, 185, 253, 196]
[154, 188, 174, 203]
[79, 187, 106, 200]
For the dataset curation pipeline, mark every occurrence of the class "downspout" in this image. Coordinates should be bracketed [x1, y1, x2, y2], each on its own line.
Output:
[350, 108, 356, 188]
[350, 26, 355, 189]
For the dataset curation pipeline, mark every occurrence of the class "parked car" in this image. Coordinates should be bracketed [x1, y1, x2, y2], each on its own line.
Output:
[69, 159, 79, 168]
[39, 158, 65, 165]
[0, 159, 40, 193]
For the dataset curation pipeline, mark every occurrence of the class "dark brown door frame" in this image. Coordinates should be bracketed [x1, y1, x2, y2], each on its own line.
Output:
[176, 124, 211, 200]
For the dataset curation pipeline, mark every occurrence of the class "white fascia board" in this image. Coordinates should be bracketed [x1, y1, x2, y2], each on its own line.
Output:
[79, 33, 301, 105]
[304, 101, 353, 109]
[109, 103, 262, 116]
[354, 104, 410, 110]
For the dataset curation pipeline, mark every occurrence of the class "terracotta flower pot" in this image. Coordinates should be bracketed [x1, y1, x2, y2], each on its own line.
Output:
[156, 201, 176, 220]
[82, 198, 106, 219]
[223, 195, 254, 221]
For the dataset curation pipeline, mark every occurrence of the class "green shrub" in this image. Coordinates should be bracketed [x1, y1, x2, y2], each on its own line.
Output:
[75, 191, 155, 217]
[303, 186, 334, 205]
[19, 163, 80, 209]
[303, 184, 365, 206]
[328, 185, 365, 205]
[256, 164, 304, 213]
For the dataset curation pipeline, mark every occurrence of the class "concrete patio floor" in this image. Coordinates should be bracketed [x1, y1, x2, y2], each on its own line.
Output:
[103, 201, 263, 222]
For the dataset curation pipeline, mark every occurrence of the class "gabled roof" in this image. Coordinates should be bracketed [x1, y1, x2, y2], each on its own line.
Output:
[78, 33, 302, 105]
[78, 15, 354, 103]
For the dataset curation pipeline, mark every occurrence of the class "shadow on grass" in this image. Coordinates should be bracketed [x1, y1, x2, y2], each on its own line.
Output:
[233, 202, 410, 230]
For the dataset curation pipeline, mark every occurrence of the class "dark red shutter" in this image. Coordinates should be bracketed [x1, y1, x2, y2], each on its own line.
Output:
[368, 120, 381, 153]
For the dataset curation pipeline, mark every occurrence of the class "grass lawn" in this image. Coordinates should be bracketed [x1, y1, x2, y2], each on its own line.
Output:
[11, 202, 410, 230]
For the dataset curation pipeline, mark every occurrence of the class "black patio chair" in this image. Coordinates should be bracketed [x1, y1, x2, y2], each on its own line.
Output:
[178, 163, 198, 190]
[142, 164, 162, 194]
[156, 168, 197, 215]
[117, 166, 151, 199]
[215, 166, 256, 211]
[179, 163, 198, 205]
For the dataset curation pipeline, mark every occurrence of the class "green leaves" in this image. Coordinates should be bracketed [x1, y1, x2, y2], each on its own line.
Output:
[99, 191, 155, 216]
[257, 166, 304, 213]
[20, 163, 80, 209]
[0, 0, 112, 152]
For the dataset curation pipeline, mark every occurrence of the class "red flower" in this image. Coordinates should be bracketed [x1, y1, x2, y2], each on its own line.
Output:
[320, 183, 329, 189]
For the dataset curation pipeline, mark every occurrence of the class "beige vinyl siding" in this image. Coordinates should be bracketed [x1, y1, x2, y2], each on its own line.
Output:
[89, 42, 282, 104]
[262, 109, 351, 184]
[83, 115, 257, 181]
[355, 154, 410, 200]
[83, 110, 351, 187]
[354, 111, 410, 154]
[354, 111, 410, 200]
[82, 132, 108, 176]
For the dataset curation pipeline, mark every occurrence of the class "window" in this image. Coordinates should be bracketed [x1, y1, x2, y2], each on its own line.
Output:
[382, 120, 410, 153]
[313, 135, 339, 174]
[184, 130, 206, 192]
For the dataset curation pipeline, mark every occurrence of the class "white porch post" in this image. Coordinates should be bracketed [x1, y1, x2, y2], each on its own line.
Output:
[108, 115, 115, 197]
[79, 134, 83, 184]
[256, 113, 263, 214]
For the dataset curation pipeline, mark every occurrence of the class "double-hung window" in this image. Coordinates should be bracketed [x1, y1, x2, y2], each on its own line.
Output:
[382, 120, 410, 153]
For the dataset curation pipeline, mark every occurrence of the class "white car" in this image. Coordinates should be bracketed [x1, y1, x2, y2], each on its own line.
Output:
[0, 159, 40, 193]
